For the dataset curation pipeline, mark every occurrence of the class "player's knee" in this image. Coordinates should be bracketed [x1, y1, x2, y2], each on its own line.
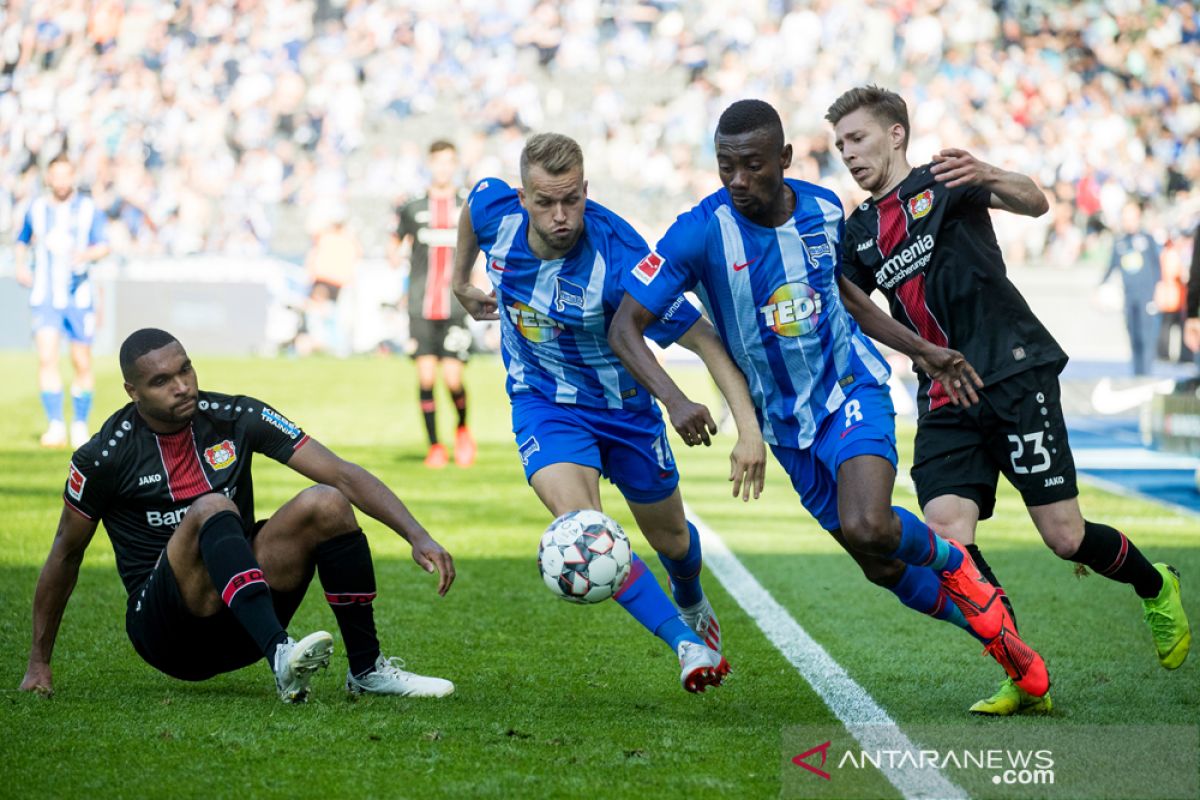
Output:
[859, 559, 905, 588]
[1045, 526, 1082, 559]
[186, 493, 239, 527]
[297, 484, 356, 533]
[840, 506, 894, 554]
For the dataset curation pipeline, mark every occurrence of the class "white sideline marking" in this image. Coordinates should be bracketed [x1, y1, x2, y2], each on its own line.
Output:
[685, 504, 968, 800]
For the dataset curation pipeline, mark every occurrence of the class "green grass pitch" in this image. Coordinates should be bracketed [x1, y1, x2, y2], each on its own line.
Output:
[1, 352, 1196, 798]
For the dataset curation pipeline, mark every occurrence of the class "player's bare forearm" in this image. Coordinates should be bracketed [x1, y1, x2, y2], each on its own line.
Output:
[22, 509, 96, 692]
[610, 297, 716, 446]
[839, 277, 982, 405]
[290, 440, 456, 594]
[451, 204, 497, 320]
[930, 148, 1047, 217]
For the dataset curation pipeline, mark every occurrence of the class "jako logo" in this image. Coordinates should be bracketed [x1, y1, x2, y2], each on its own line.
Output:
[792, 741, 832, 780]
[138, 474, 163, 486]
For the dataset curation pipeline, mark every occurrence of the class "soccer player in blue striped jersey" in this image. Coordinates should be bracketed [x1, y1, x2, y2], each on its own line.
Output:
[452, 133, 767, 693]
[15, 153, 109, 450]
[610, 100, 1050, 701]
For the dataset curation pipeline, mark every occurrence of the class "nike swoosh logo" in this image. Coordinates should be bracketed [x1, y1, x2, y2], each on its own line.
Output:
[732, 258, 757, 271]
[840, 423, 864, 439]
[491, 261, 506, 272]
[1090, 377, 1173, 414]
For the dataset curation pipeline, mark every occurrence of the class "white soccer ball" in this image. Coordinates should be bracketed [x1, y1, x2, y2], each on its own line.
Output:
[537, 509, 632, 604]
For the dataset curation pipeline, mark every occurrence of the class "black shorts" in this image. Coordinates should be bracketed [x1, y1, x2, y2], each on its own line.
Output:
[911, 363, 1078, 519]
[124, 522, 307, 681]
[409, 317, 472, 361]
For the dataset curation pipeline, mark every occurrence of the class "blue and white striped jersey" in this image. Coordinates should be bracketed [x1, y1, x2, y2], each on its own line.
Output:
[622, 179, 891, 449]
[17, 193, 107, 310]
[470, 178, 700, 411]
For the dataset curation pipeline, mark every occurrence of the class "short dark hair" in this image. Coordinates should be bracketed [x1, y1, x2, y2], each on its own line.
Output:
[429, 139, 456, 155]
[825, 85, 910, 149]
[120, 328, 179, 381]
[47, 151, 72, 169]
[716, 99, 784, 147]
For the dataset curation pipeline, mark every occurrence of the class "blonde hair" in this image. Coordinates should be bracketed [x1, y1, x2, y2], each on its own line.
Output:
[519, 133, 584, 186]
[825, 85, 910, 150]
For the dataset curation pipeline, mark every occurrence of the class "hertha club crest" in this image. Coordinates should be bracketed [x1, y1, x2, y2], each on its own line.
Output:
[203, 440, 238, 470]
[908, 189, 934, 219]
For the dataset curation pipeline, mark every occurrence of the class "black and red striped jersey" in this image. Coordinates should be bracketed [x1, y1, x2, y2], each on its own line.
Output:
[396, 189, 470, 323]
[842, 165, 1066, 415]
[63, 392, 309, 593]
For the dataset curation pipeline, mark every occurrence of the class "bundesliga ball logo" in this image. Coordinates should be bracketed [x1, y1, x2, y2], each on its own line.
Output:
[538, 509, 632, 603]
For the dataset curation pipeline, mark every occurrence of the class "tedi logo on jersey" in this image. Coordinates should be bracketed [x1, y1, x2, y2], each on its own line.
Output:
[204, 440, 238, 470]
[507, 301, 564, 342]
[908, 189, 934, 219]
[261, 407, 300, 439]
[554, 277, 587, 313]
[760, 282, 823, 337]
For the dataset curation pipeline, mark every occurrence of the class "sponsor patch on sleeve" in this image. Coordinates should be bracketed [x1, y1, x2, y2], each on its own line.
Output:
[632, 252, 664, 286]
[67, 462, 86, 501]
[261, 407, 301, 439]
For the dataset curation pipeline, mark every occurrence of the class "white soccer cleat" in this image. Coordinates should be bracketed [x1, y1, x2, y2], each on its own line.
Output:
[677, 640, 730, 694]
[70, 421, 89, 450]
[681, 597, 722, 654]
[346, 655, 455, 698]
[273, 631, 334, 703]
[40, 420, 67, 448]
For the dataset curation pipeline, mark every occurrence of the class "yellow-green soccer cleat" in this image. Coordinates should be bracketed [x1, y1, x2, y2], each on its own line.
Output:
[1143, 564, 1191, 670]
[969, 677, 1053, 716]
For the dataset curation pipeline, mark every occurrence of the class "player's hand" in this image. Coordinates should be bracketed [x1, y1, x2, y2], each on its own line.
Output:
[19, 662, 53, 697]
[14, 264, 33, 288]
[410, 535, 456, 596]
[1185, 318, 1200, 354]
[666, 397, 717, 447]
[930, 148, 999, 189]
[729, 430, 766, 502]
[454, 285, 499, 321]
[912, 345, 983, 406]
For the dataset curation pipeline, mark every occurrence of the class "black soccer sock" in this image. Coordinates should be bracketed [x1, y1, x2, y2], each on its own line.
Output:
[966, 543, 1018, 632]
[315, 530, 381, 678]
[450, 387, 467, 428]
[419, 387, 437, 445]
[198, 510, 287, 660]
[1068, 520, 1164, 599]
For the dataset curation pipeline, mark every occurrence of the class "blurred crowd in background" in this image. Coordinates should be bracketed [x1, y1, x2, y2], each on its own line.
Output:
[1, 0, 1198, 356]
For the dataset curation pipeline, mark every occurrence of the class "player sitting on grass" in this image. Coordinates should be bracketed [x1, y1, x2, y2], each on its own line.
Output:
[20, 328, 456, 703]
[453, 133, 767, 693]
[609, 99, 1050, 706]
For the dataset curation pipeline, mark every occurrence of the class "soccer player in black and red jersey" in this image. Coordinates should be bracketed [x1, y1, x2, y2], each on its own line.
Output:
[19, 328, 456, 703]
[393, 140, 476, 469]
[827, 85, 1191, 715]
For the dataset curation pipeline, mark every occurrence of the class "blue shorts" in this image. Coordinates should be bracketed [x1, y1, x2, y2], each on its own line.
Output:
[510, 393, 679, 505]
[770, 380, 898, 532]
[32, 302, 94, 344]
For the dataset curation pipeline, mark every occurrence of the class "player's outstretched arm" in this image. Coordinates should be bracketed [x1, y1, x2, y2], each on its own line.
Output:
[676, 318, 765, 501]
[21, 506, 99, 696]
[610, 295, 716, 446]
[451, 200, 498, 321]
[839, 276, 983, 406]
[930, 148, 1048, 218]
[288, 439, 456, 596]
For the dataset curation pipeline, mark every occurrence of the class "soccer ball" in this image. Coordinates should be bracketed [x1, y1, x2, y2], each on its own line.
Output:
[538, 509, 632, 604]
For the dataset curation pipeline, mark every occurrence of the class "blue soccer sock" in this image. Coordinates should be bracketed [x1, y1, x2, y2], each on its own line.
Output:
[888, 564, 983, 641]
[71, 388, 93, 424]
[40, 390, 64, 423]
[657, 521, 704, 609]
[614, 553, 702, 652]
[889, 506, 962, 572]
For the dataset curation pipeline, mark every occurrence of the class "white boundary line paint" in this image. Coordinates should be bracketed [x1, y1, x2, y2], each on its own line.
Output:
[685, 503, 968, 800]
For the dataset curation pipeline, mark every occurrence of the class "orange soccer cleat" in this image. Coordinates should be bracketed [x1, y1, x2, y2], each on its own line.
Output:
[454, 426, 476, 468]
